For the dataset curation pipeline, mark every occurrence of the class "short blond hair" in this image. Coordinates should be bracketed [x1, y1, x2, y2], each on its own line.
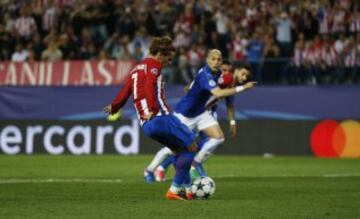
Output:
[206, 49, 222, 59]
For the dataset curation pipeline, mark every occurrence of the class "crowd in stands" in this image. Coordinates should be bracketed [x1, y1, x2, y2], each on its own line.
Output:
[0, 0, 359, 84]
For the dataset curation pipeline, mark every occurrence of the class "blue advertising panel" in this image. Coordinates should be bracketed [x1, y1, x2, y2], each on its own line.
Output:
[0, 86, 359, 120]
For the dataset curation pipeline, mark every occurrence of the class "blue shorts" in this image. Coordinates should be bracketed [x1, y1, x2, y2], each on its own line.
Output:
[142, 114, 196, 153]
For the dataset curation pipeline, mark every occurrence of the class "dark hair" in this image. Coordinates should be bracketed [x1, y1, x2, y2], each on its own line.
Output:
[234, 62, 251, 72]
[222, 59, 231, 66]
[149, 36, 174, 56]
[234, 62, 252, 81]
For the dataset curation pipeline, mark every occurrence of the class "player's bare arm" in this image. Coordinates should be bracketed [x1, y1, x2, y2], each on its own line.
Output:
[226, 103, 237, 138]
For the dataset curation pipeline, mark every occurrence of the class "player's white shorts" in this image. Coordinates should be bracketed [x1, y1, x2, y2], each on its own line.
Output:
[173, 111, 218, 131]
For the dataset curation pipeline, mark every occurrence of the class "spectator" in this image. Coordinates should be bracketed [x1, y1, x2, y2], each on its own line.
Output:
[98, 49, 108, 60]
[342, 36, 358, 83]
[293, 33, 306, 63]
[230, 31, 248, 62]
[318, 40, 338, 83]
[14, 7, 38, 41]
[41, 40, 63, 61]
[42, 28, 58, 46]
[173, 13, 191, 49]
[334, 33, 346, 58]
[42, 0, 60, 35]
[214, 7, 231, 58]
[30, 33, 45, 60]
[27, 49, 36, 62]
[0, 0, 359, 84]
[118, 36, 132, 60]
[288, 32, 307, 83]
[131, 42, 144, 62]
[130, 27, 150, 57]
[3, 12, 15, 33]
[349, 7, 360, 34]
[318, 4, 332, 36]
[262, 34, 281, 82]
[58, 25, 79, 59]
[263, 35, 280, 59]
[177, 47, 191, 84]
[187, 44, 202, 79]
[104, 33, 119, 59]
[29, 0, 44, 36]
[153, 2, 174, 36]
[11, 43, 29, 62]
[302, 40, 319, 84]
[84, 0, 108, 44]
[274, 11, 295, 57]
[203, 10, 217, 48]
[247, 32, 264, 81]
[332, 4, 347, 35]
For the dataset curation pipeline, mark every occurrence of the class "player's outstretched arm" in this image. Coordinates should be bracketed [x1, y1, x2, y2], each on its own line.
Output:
[211, 81, 257, 98]
[106, 76, 133, 115]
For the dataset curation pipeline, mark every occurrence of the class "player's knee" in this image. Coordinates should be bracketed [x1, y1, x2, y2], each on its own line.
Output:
[162, 147, 174, 156]
[214, 137, 225, 144]
[213, 130, 225, 140]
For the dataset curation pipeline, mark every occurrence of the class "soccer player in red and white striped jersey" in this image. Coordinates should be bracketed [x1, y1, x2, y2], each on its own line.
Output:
[104, 36, 198, 200]
[109, 53, 170, 124]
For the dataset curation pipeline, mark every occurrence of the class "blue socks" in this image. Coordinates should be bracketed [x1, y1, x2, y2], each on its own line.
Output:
[172, 151, 195, 187]
[162, 131, 209, 181]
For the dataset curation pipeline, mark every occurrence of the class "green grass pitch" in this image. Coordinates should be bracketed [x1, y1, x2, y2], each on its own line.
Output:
[0, 155, 359, 219]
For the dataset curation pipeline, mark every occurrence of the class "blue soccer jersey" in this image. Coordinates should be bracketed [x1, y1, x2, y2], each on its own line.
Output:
[175, 65, 222, 118]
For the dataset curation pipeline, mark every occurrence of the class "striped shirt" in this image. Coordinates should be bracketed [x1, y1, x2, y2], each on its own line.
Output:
[14, 16, 37, 38]
[42, 6, 58, 31]
[111, 57, 169, 124]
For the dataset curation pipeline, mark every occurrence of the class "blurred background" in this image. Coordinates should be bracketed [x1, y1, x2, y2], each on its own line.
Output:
[0, 0, 359, 158]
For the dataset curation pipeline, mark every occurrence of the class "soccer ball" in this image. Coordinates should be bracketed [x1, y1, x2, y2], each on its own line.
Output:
[191, 176, 216, 199]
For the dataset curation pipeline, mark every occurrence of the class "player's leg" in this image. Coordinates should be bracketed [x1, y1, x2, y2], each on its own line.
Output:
[194, 124, 224, 177]
[160, 155, 174, 170]
[152, 112, 196, 182]
[144, 146, 174, 183]
[196, 124, 224, 162]
[155, 131, 208, 182]
[167, 148, 196, 200]
[154, 155, 174, 182]
[142, 114, 197, 200]
[164, 114, 197, 200]
[190, 132, 208, 179]
[194, 112, 225, 177]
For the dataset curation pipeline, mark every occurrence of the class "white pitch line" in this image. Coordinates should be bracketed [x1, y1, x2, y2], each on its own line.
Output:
[1, 173, 359, 184]
[0, 178, 123, 184]
[158, 174, 360, 182]
[213, 174, 360, 178]
[322, 173, 360, 177]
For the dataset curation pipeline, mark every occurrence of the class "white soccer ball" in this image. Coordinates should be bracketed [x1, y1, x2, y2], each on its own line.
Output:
[191, 176, 216, 199]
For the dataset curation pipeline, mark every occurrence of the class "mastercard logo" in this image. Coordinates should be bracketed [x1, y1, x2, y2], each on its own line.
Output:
[310, 120, 360, 158]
